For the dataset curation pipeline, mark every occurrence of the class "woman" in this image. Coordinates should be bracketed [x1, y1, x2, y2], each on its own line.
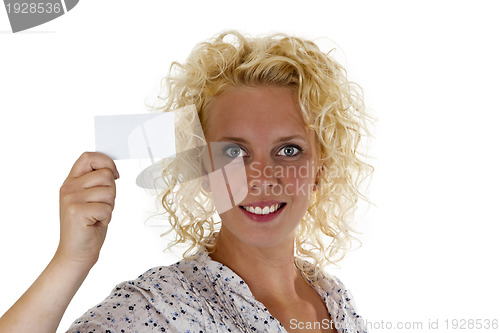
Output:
[0, 31, 371, 332]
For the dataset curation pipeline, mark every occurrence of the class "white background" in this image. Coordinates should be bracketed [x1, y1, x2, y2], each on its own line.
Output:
[1, 1, 499, 332]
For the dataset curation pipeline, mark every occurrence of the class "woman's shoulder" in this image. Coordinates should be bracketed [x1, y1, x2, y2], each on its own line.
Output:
[120, 254, 214, 303]
[134, 250, 223, 291]
[295, 258, 367, 332]
[66, 249, 263, 332]
[131, 261, 191, 290]
[321, 274, 367, 332]
[65, 258, 209, 332]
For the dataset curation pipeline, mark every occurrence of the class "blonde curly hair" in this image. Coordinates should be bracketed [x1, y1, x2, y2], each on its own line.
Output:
[148, 30, 372, 277]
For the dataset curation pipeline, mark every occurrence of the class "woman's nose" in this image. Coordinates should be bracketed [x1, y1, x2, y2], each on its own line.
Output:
[246, 158, 279, 192]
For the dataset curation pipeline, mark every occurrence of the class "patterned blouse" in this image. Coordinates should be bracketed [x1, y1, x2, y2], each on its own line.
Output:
[66, 248, 367, 332]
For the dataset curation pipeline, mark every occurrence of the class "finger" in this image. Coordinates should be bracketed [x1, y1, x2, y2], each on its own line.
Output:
[65, 186, 115, 209]
[60, 169, 116, 199]
[83, 202, 113, 227]
[82, 186, 116, 209]
[68, 202, 113, 227]
[77, 168, 117, 189]
[66, 152, 119, 181]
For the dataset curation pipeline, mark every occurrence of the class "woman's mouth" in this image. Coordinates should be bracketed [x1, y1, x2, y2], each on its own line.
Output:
[238, 203, 286, 222]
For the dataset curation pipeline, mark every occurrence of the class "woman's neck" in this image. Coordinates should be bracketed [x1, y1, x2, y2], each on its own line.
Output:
[208, 228, 307, 302]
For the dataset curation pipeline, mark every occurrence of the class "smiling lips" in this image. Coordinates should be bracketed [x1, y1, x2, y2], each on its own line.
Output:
[241, 203, 285, 215]
[238, 201, 286, 222]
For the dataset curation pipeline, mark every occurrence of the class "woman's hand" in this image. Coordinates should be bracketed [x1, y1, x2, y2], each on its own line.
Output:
[56, 152, 119, 269]
[0, 152, 119, 333]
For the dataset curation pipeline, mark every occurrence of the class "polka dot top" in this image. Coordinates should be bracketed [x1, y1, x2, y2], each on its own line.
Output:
[66, 248, 367, 332]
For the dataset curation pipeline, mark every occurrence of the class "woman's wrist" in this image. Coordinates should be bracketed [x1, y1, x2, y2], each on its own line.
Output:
[53, 246, 98, 274]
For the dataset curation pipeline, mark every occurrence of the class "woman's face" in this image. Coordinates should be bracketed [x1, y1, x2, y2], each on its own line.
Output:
[205, 85, 319, 249]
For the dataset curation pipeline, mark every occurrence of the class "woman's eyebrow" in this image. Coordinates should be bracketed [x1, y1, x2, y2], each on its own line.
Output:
[218, 136, 249, 144]
[217, 135, 307, 144]
[273, 135, 307, 144]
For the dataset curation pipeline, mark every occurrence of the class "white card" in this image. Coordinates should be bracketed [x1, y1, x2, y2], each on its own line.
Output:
[94, 112, 176, 161]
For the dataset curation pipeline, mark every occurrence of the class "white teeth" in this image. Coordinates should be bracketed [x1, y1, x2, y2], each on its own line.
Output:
[269, 204, 277, 213]
[242, 204, 282, 215]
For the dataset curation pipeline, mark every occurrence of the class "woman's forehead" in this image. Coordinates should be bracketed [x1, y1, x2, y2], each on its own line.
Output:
[205, 86, 310, 138]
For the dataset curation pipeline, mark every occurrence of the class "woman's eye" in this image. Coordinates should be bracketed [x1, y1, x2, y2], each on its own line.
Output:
[277, 145, 302, 157]
[224, 145, 246, 158]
